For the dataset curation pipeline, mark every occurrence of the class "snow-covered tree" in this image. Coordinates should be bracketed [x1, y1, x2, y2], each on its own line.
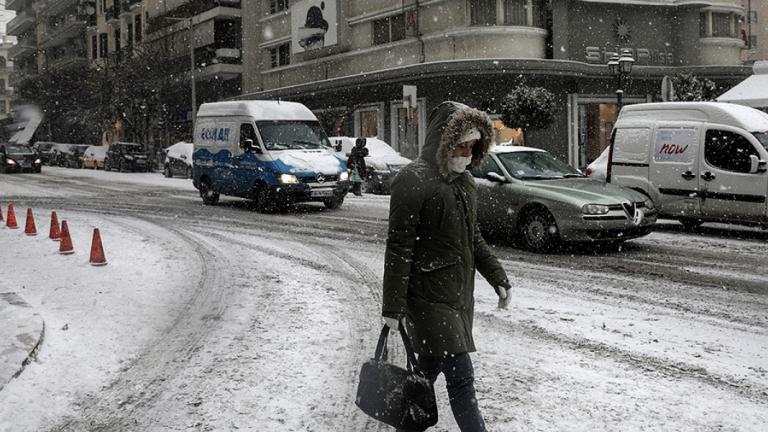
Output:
[500, 85, 557, 143]
[671, 73, 718, 102]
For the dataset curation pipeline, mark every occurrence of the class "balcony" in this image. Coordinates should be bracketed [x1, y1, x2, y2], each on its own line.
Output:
[119, 0, 142, 18]
[6, 0, 26, 12]
[48, 55, 88, 70]
[41, 16, 88, 48]
[8, 40, 36, 60]
[6, 10, 35, 36]
[47, 0, 80, 18]
[197, 48, 242, 80]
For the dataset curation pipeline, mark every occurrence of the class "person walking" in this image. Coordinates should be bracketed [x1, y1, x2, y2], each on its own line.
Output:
[347, 137, 369, 196]
[382, 101, 512, 432]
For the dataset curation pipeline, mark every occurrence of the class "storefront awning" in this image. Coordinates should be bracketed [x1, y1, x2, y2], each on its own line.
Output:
[717, 61, 768, 108]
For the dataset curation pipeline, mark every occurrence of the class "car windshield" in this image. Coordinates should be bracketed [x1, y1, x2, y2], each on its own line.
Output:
[753, 132, 768, 150]
[497, 150, 584, 180]
[6, 145, 33, 153]
[256, 121, 330, 151]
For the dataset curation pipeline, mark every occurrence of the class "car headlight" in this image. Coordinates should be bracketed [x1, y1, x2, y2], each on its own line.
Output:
[279, 174, 298, 184]
[643, 198, 655, 210]
[339, 171, 349, 181]
[582, 204, 609, 215]
[6, 158, 15, 165]
[34, 159, 42, 164]
[124, 155, 134, 160]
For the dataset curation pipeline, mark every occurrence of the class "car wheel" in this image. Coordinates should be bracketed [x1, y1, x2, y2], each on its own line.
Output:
[104, 160, 111, 171]
[323, 196, 344, 210]
[163, 165, 172, 178]
[119, 160, 126, 173]
[679, 217, 702, 230]
[200, 179, 219, 205]
[519, 208, 559, 253]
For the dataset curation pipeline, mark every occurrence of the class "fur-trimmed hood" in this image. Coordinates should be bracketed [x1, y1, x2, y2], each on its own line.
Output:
[420, 101, 495, 178]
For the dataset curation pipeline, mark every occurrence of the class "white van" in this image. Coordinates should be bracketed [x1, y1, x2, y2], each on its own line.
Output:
[608, 102, 768, 228]
[192, 100, 350, 211]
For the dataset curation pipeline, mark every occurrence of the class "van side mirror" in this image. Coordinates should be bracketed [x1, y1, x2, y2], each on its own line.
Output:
[240, 138, 256, 153]
[485, 172, 507, 183]
[749, 154, 767, 173]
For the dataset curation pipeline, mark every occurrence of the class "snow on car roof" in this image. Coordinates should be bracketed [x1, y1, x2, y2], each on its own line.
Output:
[197, 101, 317, 121]
[491, 145, 546, 154]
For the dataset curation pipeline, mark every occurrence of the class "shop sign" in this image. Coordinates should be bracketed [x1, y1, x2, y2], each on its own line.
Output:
[585, 46, 674, 65]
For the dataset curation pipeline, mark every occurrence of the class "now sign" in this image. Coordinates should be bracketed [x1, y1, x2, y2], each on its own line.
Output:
[654, 128, 697, 163]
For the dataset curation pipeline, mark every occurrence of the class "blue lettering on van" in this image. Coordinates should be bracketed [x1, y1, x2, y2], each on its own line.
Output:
[200, 127, 231, 142]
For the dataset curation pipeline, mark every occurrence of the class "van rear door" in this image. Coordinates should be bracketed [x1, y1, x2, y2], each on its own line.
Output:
[698, 127, 768, 223]
[651, 126, 701, 218]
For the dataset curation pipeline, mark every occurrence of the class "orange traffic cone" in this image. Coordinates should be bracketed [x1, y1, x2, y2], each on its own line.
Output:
[59, 220, 74, 255]
[49, 211, 61, 241]
[6, 203, 18, 229]
[89, 228, 107, 266]
[24, 208, 37, 236]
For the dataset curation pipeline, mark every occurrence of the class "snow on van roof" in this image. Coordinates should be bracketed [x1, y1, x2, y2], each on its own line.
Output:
[620, 102, 768, 132]
[197, 101, 317, 121]
[491, 145, 545, 153]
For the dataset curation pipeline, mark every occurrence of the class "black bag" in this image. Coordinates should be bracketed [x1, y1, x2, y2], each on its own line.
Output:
[355, 325, 438, 430]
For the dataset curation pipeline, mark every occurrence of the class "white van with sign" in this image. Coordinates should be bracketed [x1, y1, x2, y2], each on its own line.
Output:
[192, 100, 350, 211]
[608, 102, 768, 229]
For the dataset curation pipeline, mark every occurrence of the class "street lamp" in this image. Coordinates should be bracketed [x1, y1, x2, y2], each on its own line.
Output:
[165, 17, 197, 136]
[608, 49, 635, 111]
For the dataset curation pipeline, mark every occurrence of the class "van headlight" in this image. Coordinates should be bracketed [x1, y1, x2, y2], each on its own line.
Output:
[582, 204, 609, 215]
[279, 174, 298, 184]
[34, 159, 42, 164]
[339, 171, 349, 181]
[6, 158, 15, 165]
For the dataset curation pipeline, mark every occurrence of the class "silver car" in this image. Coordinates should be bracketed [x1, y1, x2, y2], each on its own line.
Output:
[472, 146, 657, 252]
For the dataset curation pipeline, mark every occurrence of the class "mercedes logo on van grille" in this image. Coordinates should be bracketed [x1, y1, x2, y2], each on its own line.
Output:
[316, 174, 326, 184]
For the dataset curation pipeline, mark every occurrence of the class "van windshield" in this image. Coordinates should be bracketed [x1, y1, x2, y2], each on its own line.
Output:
[256, 121, 330, 151]
[753, 132, 768, 150]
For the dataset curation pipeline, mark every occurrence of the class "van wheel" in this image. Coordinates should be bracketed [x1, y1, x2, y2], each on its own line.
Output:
[679, 217, 702, 230]
[323, 196, 344, 210]
[163, 165, 172, 178]
[200, 179, 219, 205]
[519, 208, 559, 253]
[253, 186, 277, 213]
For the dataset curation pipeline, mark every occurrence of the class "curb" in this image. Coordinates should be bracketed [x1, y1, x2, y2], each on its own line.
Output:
[0, 292, 46, 392]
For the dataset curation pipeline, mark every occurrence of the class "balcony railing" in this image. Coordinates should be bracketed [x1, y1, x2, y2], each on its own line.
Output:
[146, 0, 240, 35]
[6, 10, 35, 36]
[6, 0, 26, 12]
[41, 16, 88, 48]
[8, 40, 36, 60]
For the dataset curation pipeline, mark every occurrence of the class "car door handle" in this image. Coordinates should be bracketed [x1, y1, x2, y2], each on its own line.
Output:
[681, 170, 696, 180]
[701, 171, 716, 182]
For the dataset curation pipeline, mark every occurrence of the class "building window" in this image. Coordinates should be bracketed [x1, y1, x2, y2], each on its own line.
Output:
[0, 79, 5, 91]
[749, 11, 758, 24]
[99, 33, 108, 58]
[91, 34, 97, 59]
[114, 29, 121, 51]
[750, 35, 758, 47]
[701, 11, 737, 38]
[101, 0, 106, 15]
[270, 0, 289, 14]
[135, 15, 142, 43]
[269, 43, 290, 68]
[711, 12, 732, 37]
[127, 23, 133, 49]
[471, 0, 544, 27]
[373, 14, 406, 45]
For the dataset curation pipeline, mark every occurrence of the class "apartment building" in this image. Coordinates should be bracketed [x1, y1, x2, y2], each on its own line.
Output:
[742, 0, 767, 62]
[0, 4, 17, 122]
[243, 0, 749, 168]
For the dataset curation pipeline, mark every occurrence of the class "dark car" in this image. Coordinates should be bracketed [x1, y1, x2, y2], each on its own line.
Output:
[104, 142, 151, 172]
[33, 141, 57, 165]
[0, 143, 42, 173]
[51, 144, 89, 168]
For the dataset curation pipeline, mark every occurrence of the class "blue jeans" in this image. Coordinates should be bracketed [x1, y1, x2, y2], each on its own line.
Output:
[398, 352, 487, 432]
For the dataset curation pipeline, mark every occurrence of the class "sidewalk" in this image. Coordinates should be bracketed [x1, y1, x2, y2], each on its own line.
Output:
[0, 292, 44, 392]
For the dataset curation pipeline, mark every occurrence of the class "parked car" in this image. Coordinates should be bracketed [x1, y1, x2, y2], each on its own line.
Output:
[55, 144, 89, 168]
[33, 141, 57, 165]
[585, 146, 609, 181]
[471, 145, 657, 252]
[0, 143, 42, 173]
[329, 136, 412, 194]
[163, 142, 193, 178]
[104, 142, 151, 172]
[83, 145, 108, 169]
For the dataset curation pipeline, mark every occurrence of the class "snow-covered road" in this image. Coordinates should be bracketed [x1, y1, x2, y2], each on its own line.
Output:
[0, 167, 766, 431]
